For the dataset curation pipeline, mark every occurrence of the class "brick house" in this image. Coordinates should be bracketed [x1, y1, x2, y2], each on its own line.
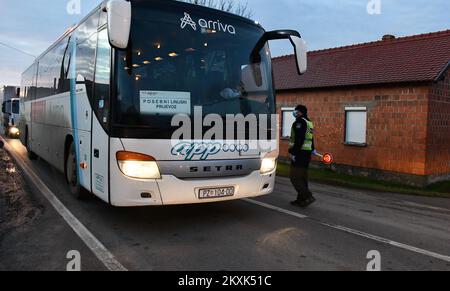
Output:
[273, 30, 450, 186]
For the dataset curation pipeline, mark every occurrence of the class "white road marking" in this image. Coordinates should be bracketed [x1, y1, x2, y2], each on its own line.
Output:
[244, 198, 308, 219]
[401, 201, 450, 213]
[2, 138, 127, 271]
[244, 198, 450, 263]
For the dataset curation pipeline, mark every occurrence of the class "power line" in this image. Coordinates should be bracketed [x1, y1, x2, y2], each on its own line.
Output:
[0, 41, 36, 59]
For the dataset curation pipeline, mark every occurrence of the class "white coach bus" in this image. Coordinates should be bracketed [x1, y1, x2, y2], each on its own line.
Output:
[19, 0, 307, 206]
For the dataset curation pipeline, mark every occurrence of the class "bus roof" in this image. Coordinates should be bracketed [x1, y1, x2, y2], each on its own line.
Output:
[134, 0, 260, 27]
[23, 0, 262, 74]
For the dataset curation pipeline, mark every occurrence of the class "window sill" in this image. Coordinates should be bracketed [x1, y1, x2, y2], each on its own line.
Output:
[344, 142, 368, 148]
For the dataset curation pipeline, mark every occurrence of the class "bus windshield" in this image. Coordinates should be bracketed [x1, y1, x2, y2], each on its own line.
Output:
[113, 1, 274, 138]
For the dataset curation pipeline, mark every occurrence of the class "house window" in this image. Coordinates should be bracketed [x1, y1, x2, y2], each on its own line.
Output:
[345, 107, 367, 146]
[281, 108, 296, 138]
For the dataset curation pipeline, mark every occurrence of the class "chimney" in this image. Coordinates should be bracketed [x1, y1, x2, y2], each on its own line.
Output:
[382, 34, 396, 41]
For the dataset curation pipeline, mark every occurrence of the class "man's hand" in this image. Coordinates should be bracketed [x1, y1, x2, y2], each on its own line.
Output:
[220, 88, 242, 99]
[290, 154, 296, 163]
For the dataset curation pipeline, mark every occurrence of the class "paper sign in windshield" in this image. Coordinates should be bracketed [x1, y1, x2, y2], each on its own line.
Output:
[140, 91, 191, 115]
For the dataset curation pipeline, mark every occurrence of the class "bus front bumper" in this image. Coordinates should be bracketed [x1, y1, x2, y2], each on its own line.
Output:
[109, 170, 276, 207]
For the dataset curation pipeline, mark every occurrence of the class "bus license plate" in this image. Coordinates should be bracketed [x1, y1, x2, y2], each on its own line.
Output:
[198, 187, 235, 199]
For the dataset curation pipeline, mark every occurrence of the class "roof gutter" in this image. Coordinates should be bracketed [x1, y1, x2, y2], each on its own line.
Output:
[275, 80, 433, 92]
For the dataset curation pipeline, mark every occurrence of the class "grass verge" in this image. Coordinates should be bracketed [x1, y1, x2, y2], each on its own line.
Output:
[277, 162, 450, 198]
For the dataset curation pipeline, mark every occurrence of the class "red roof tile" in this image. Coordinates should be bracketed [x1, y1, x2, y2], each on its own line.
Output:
[273, 30, 450, 90]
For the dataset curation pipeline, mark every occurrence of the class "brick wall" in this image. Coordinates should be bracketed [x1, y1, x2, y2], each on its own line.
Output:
[277, 83, 430, 176]
[427, 67, 450, 178]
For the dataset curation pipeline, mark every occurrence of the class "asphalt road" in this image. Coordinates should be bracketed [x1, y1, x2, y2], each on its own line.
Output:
[1, 135, 449, 271]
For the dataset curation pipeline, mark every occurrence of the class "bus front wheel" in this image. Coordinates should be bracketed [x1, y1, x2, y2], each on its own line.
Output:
[66, 142, 89, 200]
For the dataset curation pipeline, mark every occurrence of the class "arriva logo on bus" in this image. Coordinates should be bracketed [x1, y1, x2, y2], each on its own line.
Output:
[180, 12, 236, 35]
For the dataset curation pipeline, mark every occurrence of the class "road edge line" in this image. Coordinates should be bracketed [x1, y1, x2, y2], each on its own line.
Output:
[1, 137, 128, 271]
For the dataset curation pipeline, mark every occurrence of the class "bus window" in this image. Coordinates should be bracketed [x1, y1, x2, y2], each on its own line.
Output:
[93, 29, 111, 129]
[76, 32, 97, 102]
[12, 100, 19, 114]
[77, 11, 100, 43]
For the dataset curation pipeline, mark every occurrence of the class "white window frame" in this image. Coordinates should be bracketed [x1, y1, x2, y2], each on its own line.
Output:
[281, 107, 296, 139]
[345, 107, 368, 146]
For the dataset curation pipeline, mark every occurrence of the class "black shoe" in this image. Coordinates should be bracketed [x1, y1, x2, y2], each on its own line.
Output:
[291, 200, 308, 208]
[290, 200, 301, 206]
[303, 197, 316, 208]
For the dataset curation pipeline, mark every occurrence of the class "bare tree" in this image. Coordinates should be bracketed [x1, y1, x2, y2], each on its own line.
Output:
[179, 0, 254, 19]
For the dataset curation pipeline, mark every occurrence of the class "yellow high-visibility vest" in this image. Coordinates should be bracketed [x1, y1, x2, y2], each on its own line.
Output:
[289, 118, 314, 152]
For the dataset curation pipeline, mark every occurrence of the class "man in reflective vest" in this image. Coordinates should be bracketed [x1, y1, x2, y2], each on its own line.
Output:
[288, 105, 316, 208]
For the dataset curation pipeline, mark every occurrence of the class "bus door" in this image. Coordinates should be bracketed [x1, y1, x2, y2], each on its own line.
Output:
[91, 29, 111, 202]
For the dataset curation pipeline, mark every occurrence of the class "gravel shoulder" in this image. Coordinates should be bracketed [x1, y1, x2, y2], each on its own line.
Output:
[0, 144, 106, 271]
[0, 148, 42, 238]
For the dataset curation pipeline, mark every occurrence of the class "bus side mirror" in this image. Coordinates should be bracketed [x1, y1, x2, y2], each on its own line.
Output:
[16, 88, 20, 98]
[106, 0, 131, 49]
[251, 30, 308, 75]
[289, 35, 308, 75]
[1, 102, 5, 114]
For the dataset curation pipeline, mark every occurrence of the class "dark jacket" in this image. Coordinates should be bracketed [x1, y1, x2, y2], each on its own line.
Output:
[288, 116, 315, 167]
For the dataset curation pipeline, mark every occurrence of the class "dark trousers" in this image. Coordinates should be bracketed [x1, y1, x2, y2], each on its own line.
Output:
[290, 164, 313, 202]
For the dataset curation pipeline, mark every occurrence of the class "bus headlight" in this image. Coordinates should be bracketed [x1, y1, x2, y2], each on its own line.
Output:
[116, 151, 161, 179]
[260, 157, 277, 175]
[9, 127, 20, 136]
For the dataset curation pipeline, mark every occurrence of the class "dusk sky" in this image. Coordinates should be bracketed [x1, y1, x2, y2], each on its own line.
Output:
[0, 0, 449, 86]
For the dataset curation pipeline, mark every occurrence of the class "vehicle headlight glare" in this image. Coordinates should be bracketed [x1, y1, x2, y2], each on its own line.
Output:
[260, 157, 277, 174]
[9, 127, 19, 135]
[116, 151, 161, 179]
